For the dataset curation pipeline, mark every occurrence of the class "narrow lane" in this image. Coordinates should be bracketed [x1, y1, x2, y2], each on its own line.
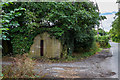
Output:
[109, 41, 119, 78]
[34, 42, 119, 78]
[119, 43, 120, 79]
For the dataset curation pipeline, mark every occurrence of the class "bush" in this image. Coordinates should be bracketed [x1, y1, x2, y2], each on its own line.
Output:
[95, 35, 110, 48]
[111, 35, 120, 42]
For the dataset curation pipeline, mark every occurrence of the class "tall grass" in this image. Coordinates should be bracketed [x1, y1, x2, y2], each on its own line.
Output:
[2, 53, 40, 78]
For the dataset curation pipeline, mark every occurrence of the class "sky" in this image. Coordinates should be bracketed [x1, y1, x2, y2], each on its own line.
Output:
[90, 0, 118, 32]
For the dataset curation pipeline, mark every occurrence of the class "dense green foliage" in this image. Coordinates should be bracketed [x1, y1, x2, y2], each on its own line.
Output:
[93, 28, 108, 36]
[93, 28, 110, 48]
[109, 12, 120, 42]
[2, 2, 101, 55]
[95, 35, 110, 48]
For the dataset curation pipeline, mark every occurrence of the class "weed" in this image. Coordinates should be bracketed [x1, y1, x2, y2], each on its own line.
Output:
[2, 53, 40, 78]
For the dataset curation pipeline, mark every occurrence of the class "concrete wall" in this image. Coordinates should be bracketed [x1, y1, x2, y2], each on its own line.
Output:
[29, 33, 62, 58]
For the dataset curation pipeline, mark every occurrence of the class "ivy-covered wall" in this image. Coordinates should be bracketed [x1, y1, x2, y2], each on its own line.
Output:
[2, 2, 102, 55]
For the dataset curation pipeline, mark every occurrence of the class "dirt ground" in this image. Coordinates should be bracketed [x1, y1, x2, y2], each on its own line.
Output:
[33, 48, 116, 78]
[2, 48, 117, 78]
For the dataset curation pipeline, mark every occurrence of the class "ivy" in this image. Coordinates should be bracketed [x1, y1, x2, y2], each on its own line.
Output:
[2, 2, 101, 55]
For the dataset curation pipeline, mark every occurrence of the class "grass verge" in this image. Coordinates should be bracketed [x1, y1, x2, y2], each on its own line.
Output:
[33, 47, 103, 63]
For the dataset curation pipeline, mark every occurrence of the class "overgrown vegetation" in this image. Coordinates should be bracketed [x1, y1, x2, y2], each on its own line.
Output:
[1, 2, 115, 79]
[2, 2, 103, 56]
[2, 54, 41, 78]
[109, 12, 120, 43]
[92, 27, 111, 48]
[93, 28, 108, 36]
[95, 35, 111, 48]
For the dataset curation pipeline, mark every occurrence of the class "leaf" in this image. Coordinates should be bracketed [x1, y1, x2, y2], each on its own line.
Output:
[1, 28, 9, 30]
[4, 2, 9, 6]
[19, 7, 26, 10]
[13, 21, 20, 26]
[14, 9, 19, 11]
[10, 11, 14, 13]
[5, 20, 9, 23]
[9, 2, 13, 5]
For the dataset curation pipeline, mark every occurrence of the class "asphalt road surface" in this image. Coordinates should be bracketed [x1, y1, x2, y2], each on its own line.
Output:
[109, 41, 119, 78]
[34, 41, 119, 78]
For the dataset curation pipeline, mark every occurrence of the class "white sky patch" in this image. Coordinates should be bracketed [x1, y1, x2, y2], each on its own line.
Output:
[97, 2, 118, 13]
[92, 0, 117, 2]
[90, 0, 118, 32]
[100, 14, 116, 32]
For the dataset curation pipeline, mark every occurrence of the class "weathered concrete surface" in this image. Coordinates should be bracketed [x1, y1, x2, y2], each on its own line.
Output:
[30, 33, 62, 58]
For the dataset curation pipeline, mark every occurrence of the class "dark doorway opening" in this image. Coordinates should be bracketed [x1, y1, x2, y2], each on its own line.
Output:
[2, 40, 13, 56]
[40, 40, 44, 56]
